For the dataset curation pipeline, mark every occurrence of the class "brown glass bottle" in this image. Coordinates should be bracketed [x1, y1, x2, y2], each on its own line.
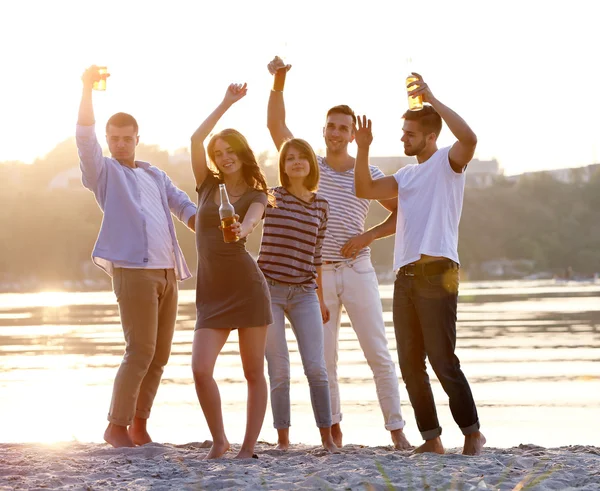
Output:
[218, 184, 239, 243]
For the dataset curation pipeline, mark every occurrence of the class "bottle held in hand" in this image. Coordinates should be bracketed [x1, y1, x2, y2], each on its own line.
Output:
[273, 66, 287, 91]
[406, 75, 423, 111]
[93, 66, 108, 91]
[219, 184, 239, 243]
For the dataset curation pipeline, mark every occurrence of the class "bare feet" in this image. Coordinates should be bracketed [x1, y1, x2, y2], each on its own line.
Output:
[463, 431, 486, 456]
[391, 428, 412, 450]
[321, 437, 339, 453]
[234, 447, 256, 459]
[319, 427, 340, 453]
[331, 423, 343, 448]
[276, 428, 290, 451]
[128, 417, 152, 446]
[414, 437, 445, 455]
[104, 423, 135, 448]
[205, 440, 230, 459]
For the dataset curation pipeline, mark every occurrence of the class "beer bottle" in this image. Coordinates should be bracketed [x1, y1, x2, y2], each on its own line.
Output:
[406, 75, 423, 111]
[218, 184, 239, 243]
[93, 66, 108, 91]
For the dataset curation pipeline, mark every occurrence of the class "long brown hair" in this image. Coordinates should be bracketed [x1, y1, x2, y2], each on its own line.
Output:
[207, 128, 275, 206]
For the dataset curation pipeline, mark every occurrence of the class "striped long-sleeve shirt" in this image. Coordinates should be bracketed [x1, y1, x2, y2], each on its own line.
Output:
[317, 156, 385, 261]
[258, 187, 329, 287]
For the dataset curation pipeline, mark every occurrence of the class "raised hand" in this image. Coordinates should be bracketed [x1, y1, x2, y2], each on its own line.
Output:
[407, 72, 434, 103]
[354, 115, 373, 149]
[81, 65, 110, 89]
[223, 83, 248, 106]
[267, 55, 291, 75]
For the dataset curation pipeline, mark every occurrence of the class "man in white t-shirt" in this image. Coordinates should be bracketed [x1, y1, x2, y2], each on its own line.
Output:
[266, 57, 410, 450]
[354, 73, 486, 456]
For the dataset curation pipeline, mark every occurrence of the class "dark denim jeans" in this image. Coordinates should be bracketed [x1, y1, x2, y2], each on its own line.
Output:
[393, 263, 480, 440]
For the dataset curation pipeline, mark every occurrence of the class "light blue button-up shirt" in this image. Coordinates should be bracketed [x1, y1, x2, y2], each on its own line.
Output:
[76, 124, 196, 280]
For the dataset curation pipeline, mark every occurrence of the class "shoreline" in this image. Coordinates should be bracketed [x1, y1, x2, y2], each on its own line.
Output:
[1, 442, 599, 490]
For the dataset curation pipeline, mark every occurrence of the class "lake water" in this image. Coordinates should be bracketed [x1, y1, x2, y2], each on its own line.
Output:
[0, 280, 598, 449]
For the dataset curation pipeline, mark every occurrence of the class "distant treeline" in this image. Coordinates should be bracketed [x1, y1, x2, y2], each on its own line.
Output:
[1, 138, 599, 291]
[459, 170, 600, 278]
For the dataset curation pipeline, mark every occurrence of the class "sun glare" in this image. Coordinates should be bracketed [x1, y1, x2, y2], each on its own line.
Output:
[36, 291, 69, 308]
[1, 2, 599, 174]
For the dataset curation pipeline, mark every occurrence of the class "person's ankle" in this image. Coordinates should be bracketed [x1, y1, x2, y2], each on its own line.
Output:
[104, 423, 135, 448]
[131, 416, 147, 428]
[276, 428, 290, 447]
[107, 423, 128, 432]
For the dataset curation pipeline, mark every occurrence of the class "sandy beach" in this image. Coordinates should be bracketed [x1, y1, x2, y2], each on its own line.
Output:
[2, 286, 599, 489]
[1, 441, 599, 490]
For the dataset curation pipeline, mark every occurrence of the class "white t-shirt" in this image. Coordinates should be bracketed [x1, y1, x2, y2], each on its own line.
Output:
[317, 156, 385, 261]
[393, 146, 466, 270]
[114, 167, 175, 269]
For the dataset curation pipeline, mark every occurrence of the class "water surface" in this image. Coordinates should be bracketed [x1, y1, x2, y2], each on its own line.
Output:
[1, 281, 598, 448]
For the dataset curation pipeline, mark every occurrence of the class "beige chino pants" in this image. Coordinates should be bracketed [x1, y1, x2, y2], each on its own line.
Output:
[108, 268, 178, 426]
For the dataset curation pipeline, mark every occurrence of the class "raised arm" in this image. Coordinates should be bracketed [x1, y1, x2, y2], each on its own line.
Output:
[266, 56, 294, 150]
[191, 83, 247, 188]
[77, 66, 100, 126]
[353, 116, 399, 200]
[408, 73, 477, 172]
[77, 66, 110, 191]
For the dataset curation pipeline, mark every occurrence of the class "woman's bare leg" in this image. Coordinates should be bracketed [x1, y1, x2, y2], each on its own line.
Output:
[192, 328, 231, 459]
[236, 326, 268, 459]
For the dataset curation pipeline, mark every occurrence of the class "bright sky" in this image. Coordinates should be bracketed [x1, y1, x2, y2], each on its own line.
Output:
[1, 0, 599, 175]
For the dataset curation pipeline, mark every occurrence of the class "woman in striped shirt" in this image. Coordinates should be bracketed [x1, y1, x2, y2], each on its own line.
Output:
[258, 138, 337, 453]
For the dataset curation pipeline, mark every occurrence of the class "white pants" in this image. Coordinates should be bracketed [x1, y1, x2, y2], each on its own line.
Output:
[322, 255, 405, 431]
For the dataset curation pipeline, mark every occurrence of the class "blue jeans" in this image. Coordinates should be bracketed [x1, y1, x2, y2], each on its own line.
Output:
[265, 281, 332, 429]
[393, 263, 480, 440]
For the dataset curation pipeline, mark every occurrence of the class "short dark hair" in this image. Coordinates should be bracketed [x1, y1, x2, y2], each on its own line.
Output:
[402, 105, 442, 137]
[326, 105, 356, 125]
[279, 138, 320, 192]
[106, 112, 139, 134]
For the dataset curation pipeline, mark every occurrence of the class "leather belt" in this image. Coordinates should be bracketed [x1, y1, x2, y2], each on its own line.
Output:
[397, 259, 458, 277]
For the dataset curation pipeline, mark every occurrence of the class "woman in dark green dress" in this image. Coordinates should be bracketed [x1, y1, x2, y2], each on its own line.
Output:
[190, 83, 273, 460]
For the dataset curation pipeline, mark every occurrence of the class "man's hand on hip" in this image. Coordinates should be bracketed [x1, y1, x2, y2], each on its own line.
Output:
[340, 231, 375, 259]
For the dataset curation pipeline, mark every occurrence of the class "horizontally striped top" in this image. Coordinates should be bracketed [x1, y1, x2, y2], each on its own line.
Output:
[258, 186, 329, 287]
[317, 156, 385, 261]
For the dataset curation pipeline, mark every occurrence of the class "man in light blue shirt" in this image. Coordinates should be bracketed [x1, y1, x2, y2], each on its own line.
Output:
[77, 65, 196, 447]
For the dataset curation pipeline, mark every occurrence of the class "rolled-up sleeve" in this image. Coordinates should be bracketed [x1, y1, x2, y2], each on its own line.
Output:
[164, 173, 197, 224]
[76, 124, 106, 191]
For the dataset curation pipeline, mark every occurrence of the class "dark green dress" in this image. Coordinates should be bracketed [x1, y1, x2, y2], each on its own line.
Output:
[195, 174, 272, 330]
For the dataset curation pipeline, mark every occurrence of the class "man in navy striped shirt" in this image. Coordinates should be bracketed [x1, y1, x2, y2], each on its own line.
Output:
[266, 57, 411, 449]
